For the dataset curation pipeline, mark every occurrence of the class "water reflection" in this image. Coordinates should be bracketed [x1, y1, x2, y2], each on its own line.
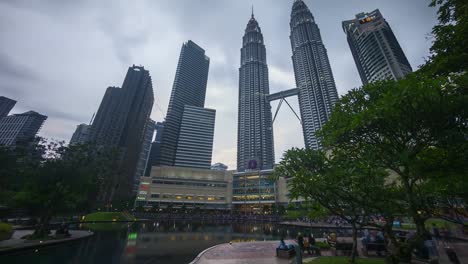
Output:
[1, 221, 355, 264]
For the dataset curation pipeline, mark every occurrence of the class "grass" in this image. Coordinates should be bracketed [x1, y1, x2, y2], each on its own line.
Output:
[399, 218, 462, 230]
[305, 257, 384, 264]
[0, 222, 13, 241]
[82, 212, 135, 222]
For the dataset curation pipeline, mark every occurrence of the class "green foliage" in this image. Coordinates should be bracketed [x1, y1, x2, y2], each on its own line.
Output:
[0, 139, 119, 237]
[315, 241, 331, 249]
[0, 222, 12, 233]
[423, 0, 468, 75]
[320, 72, 467, 222]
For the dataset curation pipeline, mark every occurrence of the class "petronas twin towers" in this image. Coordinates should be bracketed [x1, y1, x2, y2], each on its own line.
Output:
[237, 0, 338, 171]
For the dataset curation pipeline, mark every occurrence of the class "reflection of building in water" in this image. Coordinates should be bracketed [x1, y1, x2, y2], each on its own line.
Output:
[136, 166, 233, 210]
[232, 169, 288, 213]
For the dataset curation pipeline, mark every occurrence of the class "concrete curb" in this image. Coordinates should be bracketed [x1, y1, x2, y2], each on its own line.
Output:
[0, 230, 94, 256]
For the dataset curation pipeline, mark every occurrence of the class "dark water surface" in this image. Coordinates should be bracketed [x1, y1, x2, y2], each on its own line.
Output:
[1, 221, 352, 264]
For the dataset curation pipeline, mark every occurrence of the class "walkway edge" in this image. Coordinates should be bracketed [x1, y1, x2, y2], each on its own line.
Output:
[0, 230, 94, 256]
[189, 243, 226, 264]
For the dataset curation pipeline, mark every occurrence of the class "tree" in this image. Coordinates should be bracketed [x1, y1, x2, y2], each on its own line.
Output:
[422, 0, 468, 75]
[317, 72, 467, 261]
[276, 148, 395, 263]
[11, 140, 117, 238]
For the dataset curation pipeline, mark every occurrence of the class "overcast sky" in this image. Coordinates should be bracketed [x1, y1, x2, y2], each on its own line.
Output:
[0, 0, 437, 169]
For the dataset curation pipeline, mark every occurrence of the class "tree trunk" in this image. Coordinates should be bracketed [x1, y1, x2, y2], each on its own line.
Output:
[33, 210, 52, 239]
[382, 221, 409, 264]
[350, 222, 358, 264]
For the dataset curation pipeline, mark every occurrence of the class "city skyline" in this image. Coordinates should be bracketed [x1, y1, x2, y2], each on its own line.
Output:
[0, 0, 438, 169]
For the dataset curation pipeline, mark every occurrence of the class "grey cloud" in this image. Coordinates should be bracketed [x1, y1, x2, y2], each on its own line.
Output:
[0, 0, 438, 166]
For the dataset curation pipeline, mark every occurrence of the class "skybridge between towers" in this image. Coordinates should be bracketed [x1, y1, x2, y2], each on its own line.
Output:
[266, 88, 301, 125]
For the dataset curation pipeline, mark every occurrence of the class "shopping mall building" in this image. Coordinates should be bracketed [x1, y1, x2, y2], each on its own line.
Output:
[135, 166, 289, 213]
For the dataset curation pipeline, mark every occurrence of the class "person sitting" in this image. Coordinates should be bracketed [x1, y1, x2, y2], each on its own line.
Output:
[278, 238, 288, 250]
[276, 238, 294, 258]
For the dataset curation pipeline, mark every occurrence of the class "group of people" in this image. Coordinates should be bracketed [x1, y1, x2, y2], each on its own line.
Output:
[296, 233, 321, 255]
[361, 229, 385, 256]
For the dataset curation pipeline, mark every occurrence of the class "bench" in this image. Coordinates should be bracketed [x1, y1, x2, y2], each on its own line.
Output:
[276, 248, 296, 259]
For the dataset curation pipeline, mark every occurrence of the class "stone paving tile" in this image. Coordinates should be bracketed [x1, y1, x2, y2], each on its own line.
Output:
[193, 240, 298, 264]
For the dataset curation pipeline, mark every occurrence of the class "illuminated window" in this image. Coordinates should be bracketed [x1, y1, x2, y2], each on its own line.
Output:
[186, 196, 193, 200]
[175, 195, 183, 200]
[207, 197, 215, 201]
[197, 196, 205, 200]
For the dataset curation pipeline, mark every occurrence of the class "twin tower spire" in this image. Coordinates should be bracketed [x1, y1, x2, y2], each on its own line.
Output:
[237, 0, 339, 171]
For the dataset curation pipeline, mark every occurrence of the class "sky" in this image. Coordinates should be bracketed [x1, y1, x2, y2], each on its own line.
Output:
[0, 0, 438, 169]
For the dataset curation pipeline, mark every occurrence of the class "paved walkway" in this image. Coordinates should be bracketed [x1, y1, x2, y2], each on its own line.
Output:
[0, 229, 93, 254]
[191, 240, 301, 264]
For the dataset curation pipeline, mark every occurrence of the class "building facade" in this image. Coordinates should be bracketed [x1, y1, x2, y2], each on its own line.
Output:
[136, 166, 232, 210]
[133, 119, 156, 193]
[89, 65, 154, 200]
[159, 41, 210, 167]
[232, 169, 288, 214]
[69, 123, 90, 145]
[0, 111, 47, 146]
[290, 0, 339, 149]
[342, 9, 412, 85]
[0, 96, 16, 118]
[174, 105, 216, 169]
[211, 162, 228, 171]
[144, 121, 165, 176]
[237, 13, 275, 172]
[88, 86, 122, 145]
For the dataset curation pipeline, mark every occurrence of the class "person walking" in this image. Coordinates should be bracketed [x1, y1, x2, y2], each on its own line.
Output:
[297, 232, 305, 253]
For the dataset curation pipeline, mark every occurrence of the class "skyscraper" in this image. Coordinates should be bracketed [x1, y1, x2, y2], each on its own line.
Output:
[237, 12, 275, 172]
[88, 86, 122, 145]
[174, 105, 216, 169]
[159, 40, 210, 166]
[89, 65, 154, 200]
[133, 118, 155, 193]
[290, 0, 339, 149]
[0, 111, 47, 146]
[144, 121, 164, 176]
[343, 9, 412, 85]
[69, 123, 90, 145]
[0, 96, 16, 118]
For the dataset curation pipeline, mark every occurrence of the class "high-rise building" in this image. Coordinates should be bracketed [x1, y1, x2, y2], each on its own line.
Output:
[343, 9, 412, 85]
[0, 96, 16, 118]
[89, 65, 154, 200]
[174, 105, 215, 169]
[290, 0, 339, 149]
[159, 40, 210, 166]
[133, 118, 155, 193]
[69, 123, 90, 145]
[237, 12, 275, 172]
[88, 86, 122, 145]
[0, 111, 47, 146]
[144, 121, 164, 176]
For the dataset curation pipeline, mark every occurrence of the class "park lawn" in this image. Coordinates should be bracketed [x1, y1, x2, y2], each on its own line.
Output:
[305, 257, 384, 264]
[400, 218, 463, 230]
[83, 212, 135, 222]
